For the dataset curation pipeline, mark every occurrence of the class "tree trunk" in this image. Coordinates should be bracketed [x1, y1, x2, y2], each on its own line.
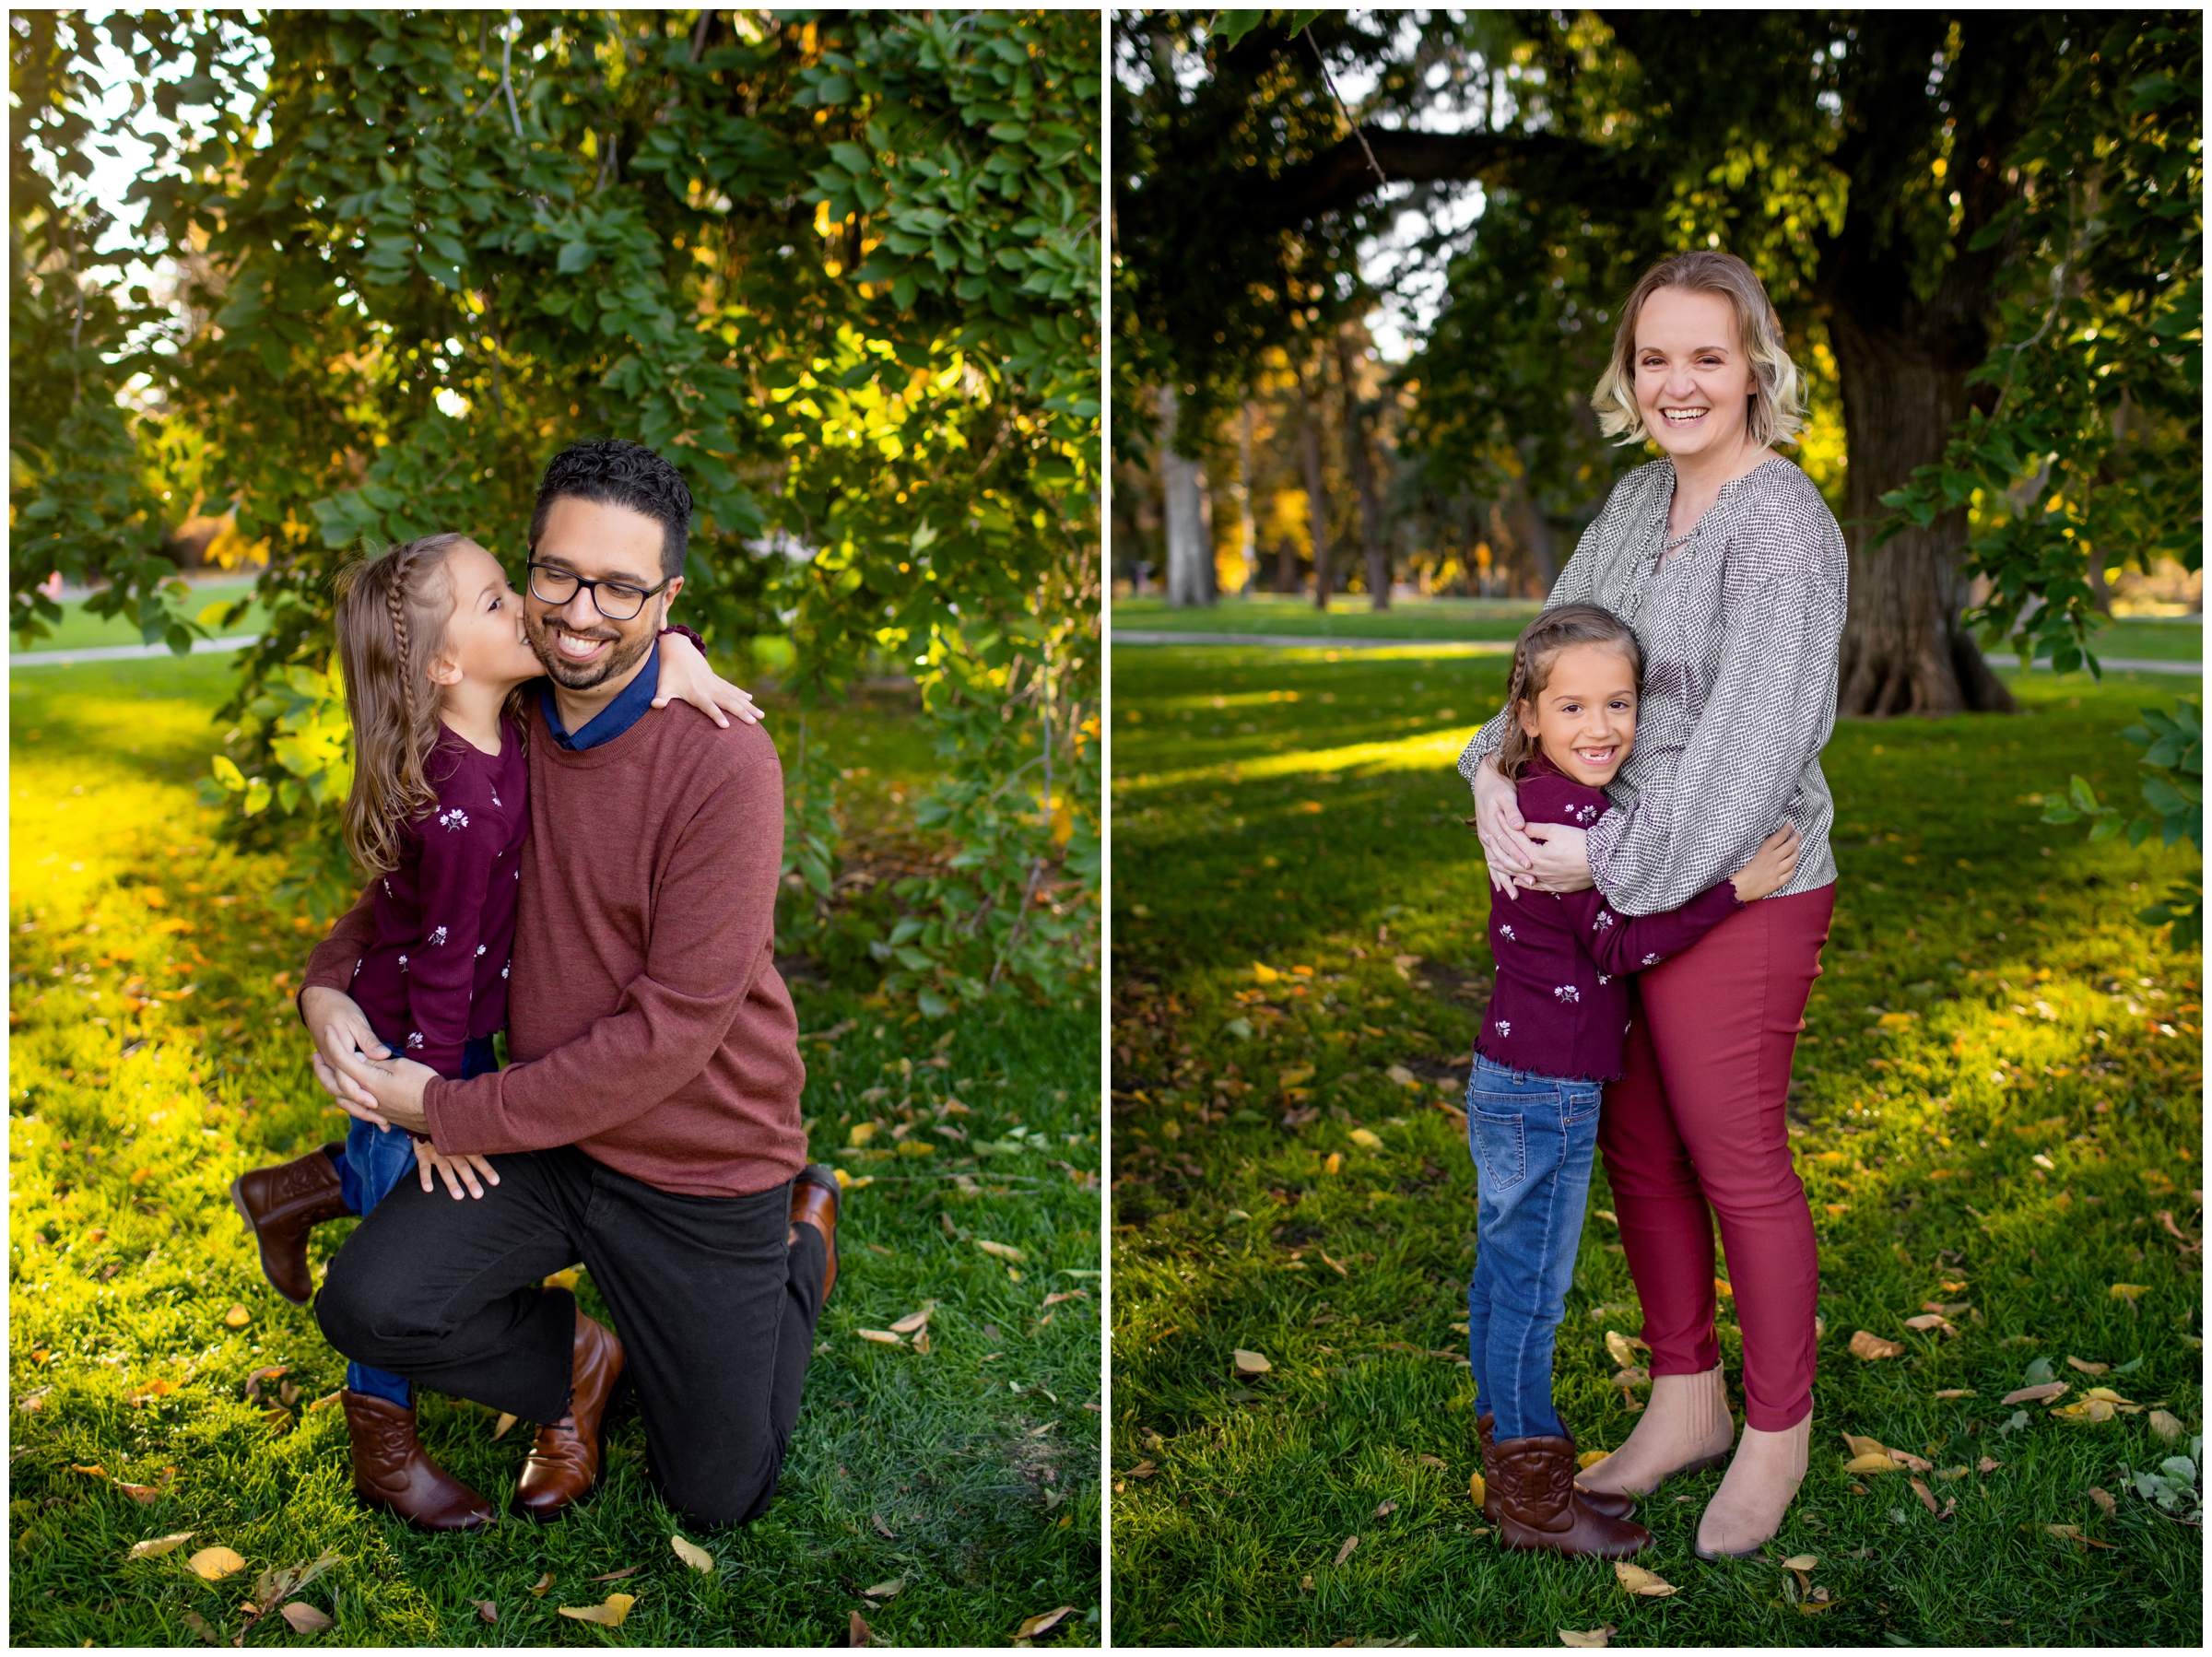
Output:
[1158, 385, 1214, 608]
[1298, 370, 1333, 608]
[1825, 304, 2017, 718]
[1234, 403, 1257, 598]
[1335, 331, 1391, 610]
[1504, 452, 1557, 597]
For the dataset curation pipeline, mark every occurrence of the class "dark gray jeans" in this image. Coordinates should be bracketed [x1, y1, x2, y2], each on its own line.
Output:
[316, 1144, 823, 1526]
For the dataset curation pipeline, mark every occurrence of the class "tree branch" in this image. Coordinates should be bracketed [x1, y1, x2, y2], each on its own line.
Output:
[1244, 127, 1642, 229]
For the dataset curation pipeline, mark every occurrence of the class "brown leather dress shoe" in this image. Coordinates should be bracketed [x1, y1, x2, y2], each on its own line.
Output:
[341, 1389, 496, 1530]
[515, 1311, 625, 1521]
[1491, 1431, 1653, 1557]
[791, 1164, 841, 1299]
[1478, 1410, 1636, 1522]
[230, 1145, 350, 1304]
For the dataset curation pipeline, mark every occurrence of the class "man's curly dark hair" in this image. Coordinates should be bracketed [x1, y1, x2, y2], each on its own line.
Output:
[527, 439, 693, 580]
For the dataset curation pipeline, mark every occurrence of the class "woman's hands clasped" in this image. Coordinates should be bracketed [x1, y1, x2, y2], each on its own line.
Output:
[1470, 758, 1597, 897]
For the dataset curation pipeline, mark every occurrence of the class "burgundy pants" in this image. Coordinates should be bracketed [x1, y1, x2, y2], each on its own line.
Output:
[1597, 882, 1834, 1432]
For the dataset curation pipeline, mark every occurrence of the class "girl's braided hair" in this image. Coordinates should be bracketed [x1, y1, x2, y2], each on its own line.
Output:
[1494, 602, 1644, 781]
[335, 534, 471, 875]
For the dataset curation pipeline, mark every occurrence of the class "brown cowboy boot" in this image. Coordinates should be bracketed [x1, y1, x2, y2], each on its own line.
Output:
[1479, 1411, 1635, 1522]
[1491, 1431, 1653, 1558]
[230, 1145, 350, 1304]
[791, 1164, 841, 1299]
[340, 1390, 496, 1530]
[514, 1310, 625, 1521]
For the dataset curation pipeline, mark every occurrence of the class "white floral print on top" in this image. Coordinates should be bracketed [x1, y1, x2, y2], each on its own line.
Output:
[1552, 984, 1581, 1003]
[1495, 1018, 1512, 1038]
[428, 925, 448, 946]
[437, 807, 470, 831]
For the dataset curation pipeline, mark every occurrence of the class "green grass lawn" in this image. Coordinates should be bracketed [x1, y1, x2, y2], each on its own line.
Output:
[8, 653, 1101, 1647]
[17, 582, 270, 652]
[1108, 639, 2201, 1646]
[1114, 595, 2206, 664]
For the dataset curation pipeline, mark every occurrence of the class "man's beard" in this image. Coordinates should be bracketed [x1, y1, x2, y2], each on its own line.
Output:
[527, 614, 655, 691]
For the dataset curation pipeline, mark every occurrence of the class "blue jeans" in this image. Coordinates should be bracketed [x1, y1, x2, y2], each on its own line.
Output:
[1465, 1050, 1603, 1441]
[329, 1035, 499, 1405]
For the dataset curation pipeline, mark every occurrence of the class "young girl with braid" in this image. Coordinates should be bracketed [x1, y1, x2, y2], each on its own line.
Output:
[229, 531, 755, 1527]
[1460, 604, 1800, 1558]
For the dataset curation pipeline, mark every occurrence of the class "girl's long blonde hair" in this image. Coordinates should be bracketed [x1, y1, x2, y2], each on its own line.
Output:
[335, 534, 469, 876]
[1494, 603, 1644, 781]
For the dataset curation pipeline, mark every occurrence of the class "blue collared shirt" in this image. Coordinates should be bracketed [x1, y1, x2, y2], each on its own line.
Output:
[540, 647, 660, 751]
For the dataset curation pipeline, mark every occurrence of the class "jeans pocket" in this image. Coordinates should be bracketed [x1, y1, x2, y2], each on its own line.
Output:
[1469, 1107, 1527, 1193]
[1561, 1082, 1604, 1127]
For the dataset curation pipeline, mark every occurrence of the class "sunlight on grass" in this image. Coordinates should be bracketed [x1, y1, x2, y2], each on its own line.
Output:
[1109, 642, 2201, 1647]
[10, 655, 1101, 1647]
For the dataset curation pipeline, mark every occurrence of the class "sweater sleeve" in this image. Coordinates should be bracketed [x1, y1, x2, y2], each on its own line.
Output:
[398, 781, 498, 1075]
[1559, 880, 1743, 977]
[418, 730, 784, 1156]
[1585, 515, 1844, 914]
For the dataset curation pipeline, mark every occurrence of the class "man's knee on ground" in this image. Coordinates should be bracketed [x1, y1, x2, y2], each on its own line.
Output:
[314, 1250, 424, 1367]
[655, 1454, 782, 1531]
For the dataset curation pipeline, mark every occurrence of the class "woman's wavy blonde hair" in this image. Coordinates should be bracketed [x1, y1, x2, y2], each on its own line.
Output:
[1590, 251, 1806, 449]
[334, 534, 470, 876]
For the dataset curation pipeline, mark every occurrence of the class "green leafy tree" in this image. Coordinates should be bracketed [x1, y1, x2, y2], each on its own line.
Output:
[2041, 697, 2202, 936]
[1114, 10, 2198, 718]
[11, 9, 1100, 1008]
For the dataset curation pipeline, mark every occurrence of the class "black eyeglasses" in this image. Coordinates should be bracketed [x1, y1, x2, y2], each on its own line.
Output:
[526, 561, 671, 622]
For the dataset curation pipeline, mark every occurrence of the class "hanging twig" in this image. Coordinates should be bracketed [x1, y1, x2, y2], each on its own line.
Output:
[1304, 24, 1385, 190]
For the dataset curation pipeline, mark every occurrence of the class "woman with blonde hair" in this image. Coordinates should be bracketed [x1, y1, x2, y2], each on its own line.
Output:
[1458, 249, 1846, 1557]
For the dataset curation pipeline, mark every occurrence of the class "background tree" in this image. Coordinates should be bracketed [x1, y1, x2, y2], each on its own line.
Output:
[10, 8, 1101, 1012]
[1113, 9, 2201, 712]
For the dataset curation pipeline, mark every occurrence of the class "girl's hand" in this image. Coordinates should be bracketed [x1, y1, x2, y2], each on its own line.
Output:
[1471, 758, 1539, 901]
[413, 1137, 501, 1200]
[652, 629, 762, 729]
[1729, 823, 1801, 902]
[1522, 822, 1597, 892]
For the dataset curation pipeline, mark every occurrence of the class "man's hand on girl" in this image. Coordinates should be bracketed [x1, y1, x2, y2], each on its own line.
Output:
[414, 1139, 500, 1201]
[1729, 823, 1801, 902]
[300, 986, 390, 1111]
[652, 630, 763, 728]
[324, 1030, 437, 1135]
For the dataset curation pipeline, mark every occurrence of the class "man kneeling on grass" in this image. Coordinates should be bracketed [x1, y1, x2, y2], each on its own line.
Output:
[241, 441, 838, 1530]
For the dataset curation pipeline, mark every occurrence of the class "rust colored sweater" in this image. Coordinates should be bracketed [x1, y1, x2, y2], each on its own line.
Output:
[304, 699, 806, 1197]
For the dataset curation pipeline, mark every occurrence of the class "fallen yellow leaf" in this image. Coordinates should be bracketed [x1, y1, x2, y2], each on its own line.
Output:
[491, 1412, 516, 1440]
[1348, 1128, 1383, 1149]
[1231, 1348, 1272, 1376]
[888, 1304, 935, 1335]
[1334, 1534, 1359, 1566]
[1278, 1064, 1313, 1087]
[1781, 1554, 1818, 1571]
[125, 1532, 194, 1561]
[862, 1578, 906, 1600]
[2002, 1381, 2069, 1405]
[1614, 1561, 1677, 1597]
[2109, 1283, 2149, 1301]
[558, 1593, 634, 1628]
[1848, 1330, 1903, 1360]
[1910, 1476, 1937, 1514]
[1843, 1452, 1901, 1475]
[2149, 1409, 2184, 1442]
[2065, 1356, 2110, 1376]
[279, 1604, 333, 1634]
[1015, 1607, 1077, 1639]
[188, 1545, 247, 1581]
[1934, 1389, 1976, 1399]
[976, 1239, 1026, 1263]
[1604, 1331, 1648, 1369]
[848, 1122, 877, 1147]
[1253, 962, 1281, 985]
[856, 1329, 903, 1346]
[1383, 1065, 1419, 1089]
[1468, 1470, 1488, 1506]
[1324, 1152, 1343, 1174]
[1577, 1449, 1610, 1472]
[1558, 1630, 1613, 1649]
[222, 1305, 251, 1329]
[528, 1573, 555, 1598]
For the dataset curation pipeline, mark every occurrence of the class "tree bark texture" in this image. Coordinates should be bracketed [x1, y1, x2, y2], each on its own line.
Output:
[1158, 385, 1215, 608]
[1825, 306, 2016, 717]
[1335, 331, 1392, 610]
[1298, 373, 1333, 607]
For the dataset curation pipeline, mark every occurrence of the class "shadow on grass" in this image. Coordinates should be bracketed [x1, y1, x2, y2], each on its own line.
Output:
[9, 655, 1101, 1647]
[1109, 642, 2201, 1647]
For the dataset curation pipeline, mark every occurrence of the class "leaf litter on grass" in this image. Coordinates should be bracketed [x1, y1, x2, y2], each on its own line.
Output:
[1109, 643, 2198, 1645]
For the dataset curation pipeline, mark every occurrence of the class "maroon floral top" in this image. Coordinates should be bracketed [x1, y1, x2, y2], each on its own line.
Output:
[347, 719, 530, 1076]
[1475, 754, 1743, 1082]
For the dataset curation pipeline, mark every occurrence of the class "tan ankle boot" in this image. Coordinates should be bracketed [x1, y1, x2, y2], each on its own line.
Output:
[1696, 1409, 1812, 1558]
[1575, 1363, 1735, 1498]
